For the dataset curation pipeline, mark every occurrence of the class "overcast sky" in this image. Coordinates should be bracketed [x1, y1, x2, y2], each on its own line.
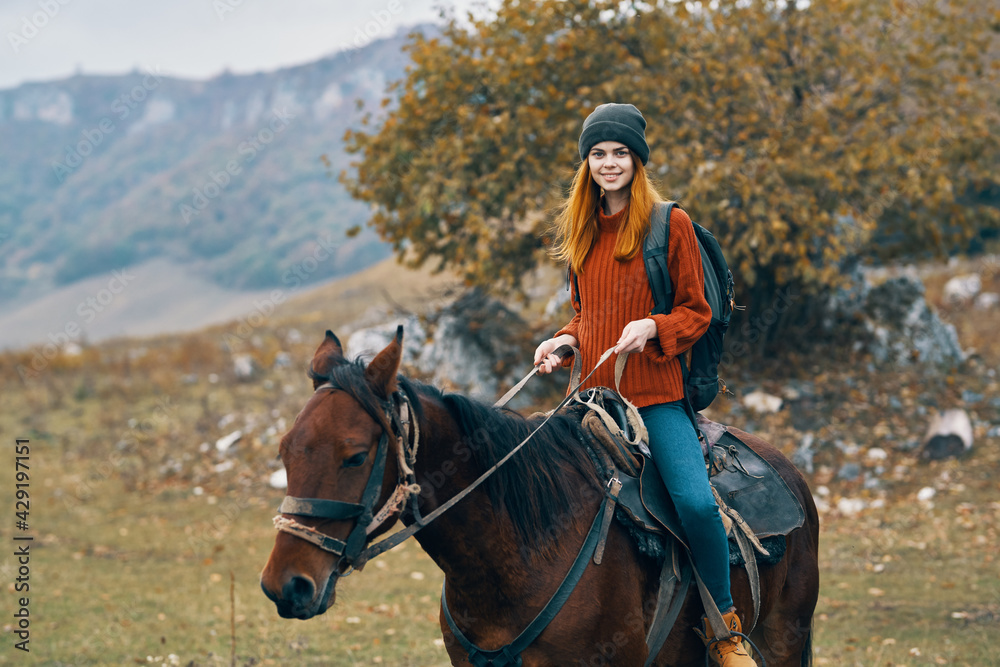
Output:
[0, 0, 491, 90]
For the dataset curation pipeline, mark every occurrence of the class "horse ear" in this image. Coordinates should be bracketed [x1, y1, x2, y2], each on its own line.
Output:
[365, 325, 403, 398]
[314, 330, 345, 361]
[309, 330, 346, 383]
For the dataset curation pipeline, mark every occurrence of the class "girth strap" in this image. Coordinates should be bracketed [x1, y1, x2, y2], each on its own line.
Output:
[442, 495, 610, 667]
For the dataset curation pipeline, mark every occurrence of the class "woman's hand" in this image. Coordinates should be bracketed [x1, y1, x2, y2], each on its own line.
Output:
[533, 334, 578, 374]
[614, 319, 658, 354]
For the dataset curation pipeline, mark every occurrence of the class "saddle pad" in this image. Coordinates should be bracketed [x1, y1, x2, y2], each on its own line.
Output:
[615, 457, 686, 546]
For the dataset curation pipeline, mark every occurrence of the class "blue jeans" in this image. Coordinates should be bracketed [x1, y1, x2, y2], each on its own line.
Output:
[639, 401, 734, 613]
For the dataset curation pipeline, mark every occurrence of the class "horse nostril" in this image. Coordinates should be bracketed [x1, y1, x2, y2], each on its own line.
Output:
[282, 575, 316, 606]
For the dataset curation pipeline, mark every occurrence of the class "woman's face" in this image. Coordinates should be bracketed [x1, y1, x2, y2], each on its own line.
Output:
[588, 141, 635, 195]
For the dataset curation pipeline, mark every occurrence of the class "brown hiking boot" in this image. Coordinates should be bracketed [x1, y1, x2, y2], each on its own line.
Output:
[695, 608, 756, 666]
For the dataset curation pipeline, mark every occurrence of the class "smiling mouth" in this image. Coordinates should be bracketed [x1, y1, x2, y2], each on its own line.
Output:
[602, 173, 621, 180]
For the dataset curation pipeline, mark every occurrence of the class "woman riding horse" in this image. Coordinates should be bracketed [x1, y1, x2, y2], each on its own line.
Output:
[533, 102, 754, 666]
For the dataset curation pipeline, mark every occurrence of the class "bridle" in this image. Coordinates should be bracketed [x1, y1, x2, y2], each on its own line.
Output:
[272, 383, 421, 577]
[272, 345, 615, 578]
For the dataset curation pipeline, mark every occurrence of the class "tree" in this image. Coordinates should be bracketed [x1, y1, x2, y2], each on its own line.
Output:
[342, 0, 999, 342]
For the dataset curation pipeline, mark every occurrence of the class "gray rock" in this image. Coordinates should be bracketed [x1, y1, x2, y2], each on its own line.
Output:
[233, 354, 255, 380]
[415, 289, 527, 399]
[346, 290, 529, 400]
[961, 390, 983, 404]
[346, 314, 427, 362]
[792, 433, 815, 474]
[943, 274, 981, 303]
[838, 462, 861, 482]
[544, 287, 571, 317]
[974, 292, 1000, 310]
[826, 269, 964, 367]
[863, 472, 882, 490]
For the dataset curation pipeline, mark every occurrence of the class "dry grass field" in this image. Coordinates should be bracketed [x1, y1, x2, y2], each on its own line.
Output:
[1, 256, 998, 666]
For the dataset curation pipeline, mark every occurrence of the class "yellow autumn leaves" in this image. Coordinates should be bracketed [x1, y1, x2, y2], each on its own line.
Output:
[342, 0, 999, 313]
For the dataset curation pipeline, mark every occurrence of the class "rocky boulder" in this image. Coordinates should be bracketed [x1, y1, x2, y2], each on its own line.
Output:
[346, 314, 427, 362]
[344, 290, 529, 399]
[826, 269, 964, 367]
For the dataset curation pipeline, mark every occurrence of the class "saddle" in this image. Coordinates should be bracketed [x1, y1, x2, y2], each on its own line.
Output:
[576, 387, 805, 551]
[572, 387, 806, 661]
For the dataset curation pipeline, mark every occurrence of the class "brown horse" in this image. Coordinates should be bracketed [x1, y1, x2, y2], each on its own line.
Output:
[260, 329, 819, 666]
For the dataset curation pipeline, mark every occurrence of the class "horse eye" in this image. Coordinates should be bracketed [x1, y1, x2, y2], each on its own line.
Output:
[342, 452, 368, 468]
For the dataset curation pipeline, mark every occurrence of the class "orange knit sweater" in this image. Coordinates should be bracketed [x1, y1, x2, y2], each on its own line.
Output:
[554, 203, 712, 408]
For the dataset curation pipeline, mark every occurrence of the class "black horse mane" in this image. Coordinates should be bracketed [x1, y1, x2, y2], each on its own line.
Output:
[308, 358, 603, 559]
[308, 359, 425, 432]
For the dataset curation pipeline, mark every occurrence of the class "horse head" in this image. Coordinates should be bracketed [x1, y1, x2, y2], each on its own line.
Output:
[260, 327, 411, 619]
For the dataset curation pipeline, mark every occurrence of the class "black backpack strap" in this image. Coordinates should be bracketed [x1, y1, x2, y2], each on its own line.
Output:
[565, 266, 581, 309]
[643, 202, 674, 316]
[678, 352, 704, 439]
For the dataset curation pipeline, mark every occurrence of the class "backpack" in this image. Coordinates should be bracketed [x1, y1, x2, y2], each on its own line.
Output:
[569, 201, 734, 412]
[643, 201, 734, 411]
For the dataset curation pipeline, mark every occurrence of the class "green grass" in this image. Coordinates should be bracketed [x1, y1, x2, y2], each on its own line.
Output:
[813, 478, 1000, 666]
[4, 452, 448, 666]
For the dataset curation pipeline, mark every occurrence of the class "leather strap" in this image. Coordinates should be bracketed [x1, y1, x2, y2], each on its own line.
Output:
[593, 477, 622, 565]
[278, 496, 365, 521]
[732, 528, 760, 633]
[272, 515, 349, 556]
[441, 495, 610, 667]
[494, 344, 582, 409]
[691, 561, 732, 640]
[493, 365, 539, 410]
[708, 485, 765, 633]
[574, 395, 644, 448]
[568, 345, 608, 393]
[644, 541, 693, 667]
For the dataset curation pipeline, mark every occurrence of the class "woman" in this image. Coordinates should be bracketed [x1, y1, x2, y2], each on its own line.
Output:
[533, 103, 754, 667]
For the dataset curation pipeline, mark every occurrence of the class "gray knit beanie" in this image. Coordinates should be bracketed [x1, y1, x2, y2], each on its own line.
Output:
[578, 103, 649, 165]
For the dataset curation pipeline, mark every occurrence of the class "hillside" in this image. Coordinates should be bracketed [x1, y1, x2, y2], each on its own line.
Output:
[0, 24, 438, 318]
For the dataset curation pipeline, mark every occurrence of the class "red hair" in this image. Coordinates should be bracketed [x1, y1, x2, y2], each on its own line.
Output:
[550, 152, 665, 274]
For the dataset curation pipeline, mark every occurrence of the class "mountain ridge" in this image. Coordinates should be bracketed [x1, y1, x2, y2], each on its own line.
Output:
[0, 23, 440, 316]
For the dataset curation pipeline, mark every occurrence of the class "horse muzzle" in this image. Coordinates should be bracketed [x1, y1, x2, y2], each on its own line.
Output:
[260, 570, 338, 620]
